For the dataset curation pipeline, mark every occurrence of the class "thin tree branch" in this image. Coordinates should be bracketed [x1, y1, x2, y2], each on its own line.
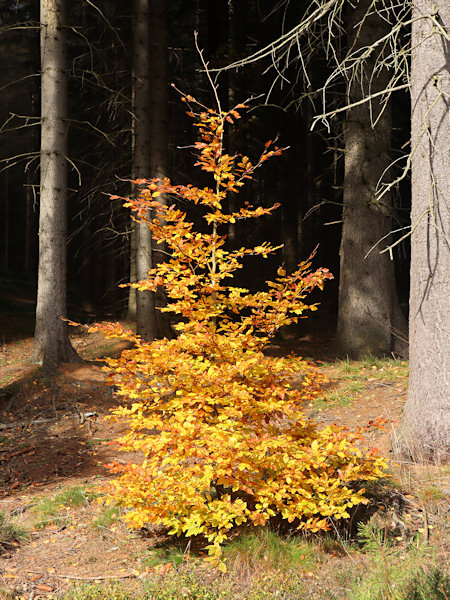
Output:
[311, 83, 409, 130]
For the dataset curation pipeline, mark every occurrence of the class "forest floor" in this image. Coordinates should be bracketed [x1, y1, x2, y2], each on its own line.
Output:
[0, 308, 448, 600]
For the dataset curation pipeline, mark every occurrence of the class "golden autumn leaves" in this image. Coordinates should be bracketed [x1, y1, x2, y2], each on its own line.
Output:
[97, 95, 388, 570]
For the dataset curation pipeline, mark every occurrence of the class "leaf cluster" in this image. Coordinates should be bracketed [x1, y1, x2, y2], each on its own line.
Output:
[95, 96, 388, 569]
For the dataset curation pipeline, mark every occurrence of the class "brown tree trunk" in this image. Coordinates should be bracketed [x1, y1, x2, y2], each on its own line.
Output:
[227, 0, 237, 246]
[25, 170, 38, 280]
[24, 169, 33, 275]
[25, 66, 39, 276]
[282, 197, 299, 274]
[3, 171, 8, 271]
[397, 0, 449, 462]
[127, 221, 137, 321]
[132, 0, 157, 340]
[32, 0, 80, 370]
[149, 0, 171, 338]
[194, 0, 207, 96]
[303, 100, 315, 258]
[335, 0, 407, 358]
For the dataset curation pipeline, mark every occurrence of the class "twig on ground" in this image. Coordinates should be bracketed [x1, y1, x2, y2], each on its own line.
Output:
[0, 447, 34, 461]
[0, 412, 98, 431]
[25, 571, 138, 581]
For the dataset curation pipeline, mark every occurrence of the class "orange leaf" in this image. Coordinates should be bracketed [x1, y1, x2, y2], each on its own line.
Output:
[36, 584, 54, 592]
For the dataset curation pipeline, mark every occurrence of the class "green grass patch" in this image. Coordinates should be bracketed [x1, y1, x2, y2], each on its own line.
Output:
[61, 573, 312, 600]
[320, 389, 354, 407]
[350, 522, 438, 600]
[323, 357, 409, 381]
[143, 548, 186, 569]
[316, 356, 409, 408]
[54, 485, 93, 507]
[32, 496, 68, 529]
[316, 380, 361, 408]
[92, 506, 121, 530]
[418, 485, 446, 503]
[143, 574, 235, 600]
[223, 528, 319, 573]
[354, 357, 408, 382]
[33, 485, 93, 528]
[61, 583, 131, 600]
[61, 579, 227, 600]
[0, 511, 28, 550]
[402, 567, 450, 600]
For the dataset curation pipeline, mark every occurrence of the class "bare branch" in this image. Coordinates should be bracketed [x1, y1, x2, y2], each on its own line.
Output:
[311, 83, 409, 131]
[211, 0, 340, 73]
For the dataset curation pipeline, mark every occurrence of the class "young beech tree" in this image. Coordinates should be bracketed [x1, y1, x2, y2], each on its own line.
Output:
[92, 91, 388, 568]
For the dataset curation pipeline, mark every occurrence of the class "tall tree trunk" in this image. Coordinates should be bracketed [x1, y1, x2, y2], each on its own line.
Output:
[79, 219, 95, 314]
[194, 0, 208, 96]
[226, 0, 241, 247]
[398, 0, 449, 462]
[335, 0, 407, 358]
[149, 0, 171, 338]
[226, 1, 236, 246]
[127, 222, 137, 320]
[32, 0, 79, 370]
[24, 168, 33, 275]
[132, 0, 157, 339]
[25, 85, 39, 276]
[303, 100, 315, 258]
[3, 171, 8, 271]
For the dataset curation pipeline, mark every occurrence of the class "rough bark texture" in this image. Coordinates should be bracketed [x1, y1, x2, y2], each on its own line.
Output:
[3, 172, 8, 270]
[127, 222, 137, 320]
[335, 0, 408, 358]
[149, 0, 171, 338]
[132, 0, 157, 340]
[33, 0, 79, 370]
[398, 0, 449, 462]
[149, 0, 168, 185]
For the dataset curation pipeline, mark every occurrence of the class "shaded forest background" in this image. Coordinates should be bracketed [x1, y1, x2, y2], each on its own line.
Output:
[0, 0, 411, 331]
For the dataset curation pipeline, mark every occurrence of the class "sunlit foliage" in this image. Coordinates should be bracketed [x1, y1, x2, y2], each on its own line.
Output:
[93, 94, 388, 569]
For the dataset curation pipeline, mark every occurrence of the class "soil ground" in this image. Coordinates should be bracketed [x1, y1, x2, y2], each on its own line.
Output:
[0, 321, 448, 600]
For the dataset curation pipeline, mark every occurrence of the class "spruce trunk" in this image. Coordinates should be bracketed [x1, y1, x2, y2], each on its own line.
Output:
[132, 0, 157, 339]
[335, 0, 407, 358]
[398, 0, 449, 462]
[149, 0, 171, 338]
[33, 0, 79, 370]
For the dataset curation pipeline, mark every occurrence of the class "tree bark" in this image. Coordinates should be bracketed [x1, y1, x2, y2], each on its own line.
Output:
[132, 0, 157, 340]
[335, 0, 408, 358]
[127, 221, 137, 321]
[25, 56, 39, 276]
[3, 171, 8, 271]
[32, 0, 80, 370]
[149, 0, 171, 338]
[397, 0, 449, 462]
